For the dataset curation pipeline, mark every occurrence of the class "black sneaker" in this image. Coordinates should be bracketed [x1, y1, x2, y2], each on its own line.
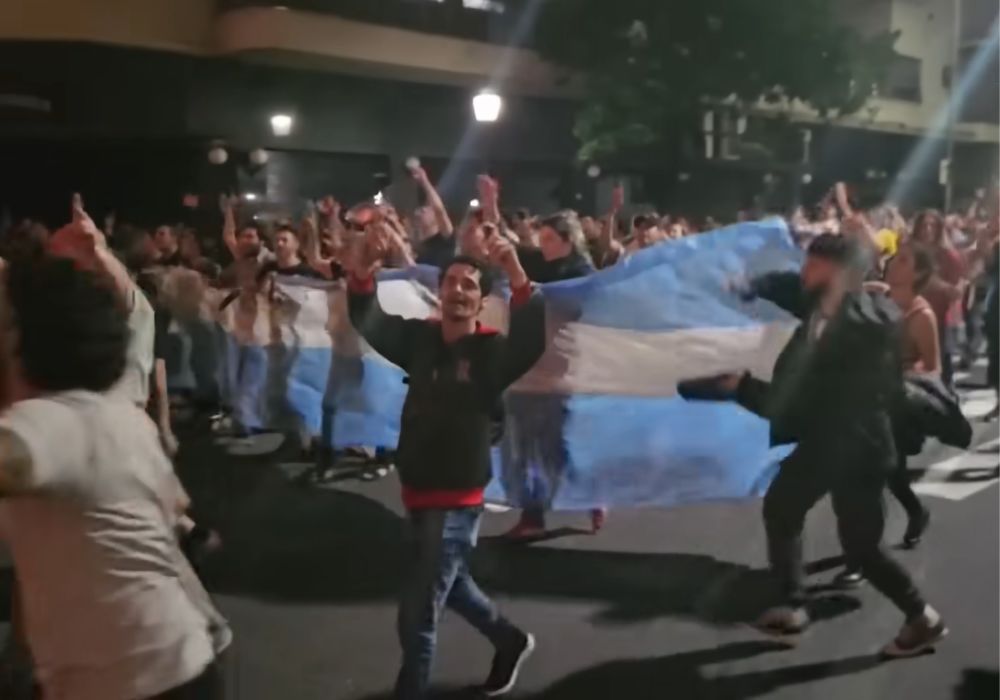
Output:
[902, 507, 930, 548]
[481, 631, 535, 697]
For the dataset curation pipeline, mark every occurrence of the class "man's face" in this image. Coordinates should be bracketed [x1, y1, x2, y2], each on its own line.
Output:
[539, 226, 572, 262]
[800, 254, 840, 294]
[154, 226, 177, 255]
[439, 262, 485, 321]
[237, 227, 261, 258]
[274, 230, 299, 262]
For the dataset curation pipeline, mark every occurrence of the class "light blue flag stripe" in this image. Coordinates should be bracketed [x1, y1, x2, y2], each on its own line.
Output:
[188, 220, 801, 508]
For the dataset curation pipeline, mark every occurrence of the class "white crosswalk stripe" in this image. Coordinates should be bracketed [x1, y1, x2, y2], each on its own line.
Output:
[914, 358, 998, 500]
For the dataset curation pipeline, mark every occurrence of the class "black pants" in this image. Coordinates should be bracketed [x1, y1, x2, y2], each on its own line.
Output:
[939, 323, 955, 389]
[763, 447, 926, 620]
[886, 452, 925, 522]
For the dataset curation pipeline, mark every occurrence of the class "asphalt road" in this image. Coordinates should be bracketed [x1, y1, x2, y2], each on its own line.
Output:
[0, 375, 995, 700]
[174, 375, 999, 700]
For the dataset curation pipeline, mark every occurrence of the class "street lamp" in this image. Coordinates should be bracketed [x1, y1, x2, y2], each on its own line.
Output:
[270, 113, 293, 137]
[472, 90, 502, 123]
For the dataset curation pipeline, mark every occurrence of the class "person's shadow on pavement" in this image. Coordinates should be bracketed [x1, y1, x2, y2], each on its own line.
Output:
[353, 641, 882, 700]
[182, 415, 860, 627]
[518, 641, 882, 700]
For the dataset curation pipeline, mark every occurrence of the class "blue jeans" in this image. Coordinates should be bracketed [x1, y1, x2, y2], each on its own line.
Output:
[395, 506, 517, 699]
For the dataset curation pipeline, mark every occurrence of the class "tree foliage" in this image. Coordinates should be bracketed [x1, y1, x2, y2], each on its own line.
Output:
[534, 0, 898, 161]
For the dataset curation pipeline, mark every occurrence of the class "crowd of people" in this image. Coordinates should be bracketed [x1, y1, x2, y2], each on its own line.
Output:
[0, 163, 996, 698]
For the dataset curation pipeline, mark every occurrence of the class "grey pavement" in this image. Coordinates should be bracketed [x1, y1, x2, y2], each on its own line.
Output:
[180, 379, 999, 700]
[0, 380, 996, 700]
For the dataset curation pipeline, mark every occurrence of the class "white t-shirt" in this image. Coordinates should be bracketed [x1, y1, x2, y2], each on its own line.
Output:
[0, 391, 225, 700]
[111, 288, 156, 406]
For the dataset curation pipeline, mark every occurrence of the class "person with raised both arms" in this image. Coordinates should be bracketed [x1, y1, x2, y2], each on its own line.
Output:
[346, 221, 546, 698]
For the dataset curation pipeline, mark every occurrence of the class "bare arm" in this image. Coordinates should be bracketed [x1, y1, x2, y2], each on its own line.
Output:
[221, 195, 239, 260]
[300, 213, 327, 273]
[909, 308, 941, 374]
[71, 198, 136, 310]
[153, 358, 178, 456]
[834, 182, 855, 219]
[601, 183, 626, 266]
[414, 167, 454, 236]
[478, 175, 501, 225]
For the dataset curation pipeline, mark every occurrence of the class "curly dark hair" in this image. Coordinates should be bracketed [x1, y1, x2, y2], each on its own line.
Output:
[439, 254, 494, 296]
[5, 255, 128, 393]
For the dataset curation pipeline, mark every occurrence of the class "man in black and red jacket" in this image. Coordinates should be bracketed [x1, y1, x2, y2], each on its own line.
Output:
[347, 226, 545, 699]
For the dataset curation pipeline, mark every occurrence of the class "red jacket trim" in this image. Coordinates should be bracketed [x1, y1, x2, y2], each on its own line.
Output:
[348, 273, 376, 294]
[401, 486, 485, 510]
[510, 281, 532, 308]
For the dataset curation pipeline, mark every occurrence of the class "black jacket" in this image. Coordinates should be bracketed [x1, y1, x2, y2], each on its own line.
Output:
[347, 278, 546, 492]
[896, 373, 972, 456]
[737, 288, 903, 470]
[517, 248, 594, 283]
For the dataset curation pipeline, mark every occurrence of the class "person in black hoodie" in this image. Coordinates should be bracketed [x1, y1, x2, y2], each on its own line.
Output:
[347, 225, 545, 699]
[714, 234, 946, 657]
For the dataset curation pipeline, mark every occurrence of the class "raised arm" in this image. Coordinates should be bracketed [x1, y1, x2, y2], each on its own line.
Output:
[414, 167, 454, 237]
[221, 194, 239, 260]
[834, 181, 855, 219]
[600, 183, 626, 266]
[66, 195, 136, 311]
[478, 174, 501, 225]
[299, 208, 327, 274]
[346, 226, 421, 369]
[485, 236, 547, 387]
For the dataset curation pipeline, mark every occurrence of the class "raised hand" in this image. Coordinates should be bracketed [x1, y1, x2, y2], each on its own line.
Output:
[219, 193, 238, 214]
[317, 195, 340, 218]
[487, 234, 528, 288]
[70, 193, 104, 248]
[611, 182, 625, 212]
[351, 224, 391, 278]
[410, 165, 430, 185]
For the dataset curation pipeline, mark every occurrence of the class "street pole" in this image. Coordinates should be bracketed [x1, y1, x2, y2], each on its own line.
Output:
[944, 0, 962, 212]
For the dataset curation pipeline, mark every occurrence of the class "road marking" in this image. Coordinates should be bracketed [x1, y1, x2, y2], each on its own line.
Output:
[961, 388, 996, 419]
[915, 424, 999, 501]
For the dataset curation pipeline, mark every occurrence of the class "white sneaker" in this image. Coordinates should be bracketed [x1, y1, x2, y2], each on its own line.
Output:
[882, 606, 949, 658]
[755, 605, 810, 637]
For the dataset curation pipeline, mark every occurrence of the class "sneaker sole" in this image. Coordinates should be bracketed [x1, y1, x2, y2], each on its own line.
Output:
[483, 633, 536, 697]
[881, 625, 949, 659]
[832, 577, 866, 590]
[748, 622, 805, 647]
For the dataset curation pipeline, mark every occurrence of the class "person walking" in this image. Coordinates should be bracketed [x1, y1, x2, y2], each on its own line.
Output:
[721, 234, 947, 657]
[347, 224, 545, 698]
[833, 242, 939, 587]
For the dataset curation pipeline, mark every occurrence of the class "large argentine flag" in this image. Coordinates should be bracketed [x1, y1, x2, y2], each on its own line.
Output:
[493, 219, 800, 509]
[206, 219, 801, 509]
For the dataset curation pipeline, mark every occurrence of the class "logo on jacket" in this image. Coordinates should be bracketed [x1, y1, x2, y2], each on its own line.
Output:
[455, 359, 471, 382]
